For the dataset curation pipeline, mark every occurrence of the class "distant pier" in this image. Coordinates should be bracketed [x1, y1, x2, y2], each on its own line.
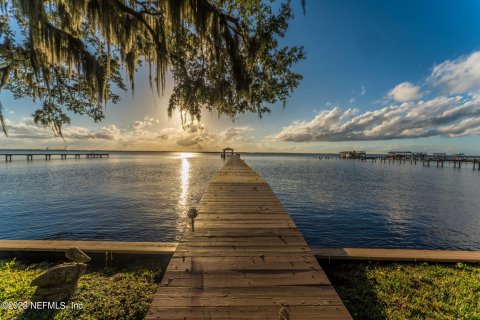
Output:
[3, 152, 109, 162]
[376, 156, 480, 170]
[337, 151, 480, 170]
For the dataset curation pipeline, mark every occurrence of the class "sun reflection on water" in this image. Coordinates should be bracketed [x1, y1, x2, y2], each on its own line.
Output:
[179, 153, 192, 211]
[175, 152, 193, 238]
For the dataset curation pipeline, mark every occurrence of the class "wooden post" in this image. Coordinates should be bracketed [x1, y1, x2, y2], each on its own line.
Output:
[188, 208, 198, 232]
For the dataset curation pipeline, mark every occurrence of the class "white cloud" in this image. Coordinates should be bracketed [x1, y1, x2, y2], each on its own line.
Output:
[429, 51, 480, 94]
[218, 126, 253, 142]
[388, 82, 423, 102]
[276, 51, 480, 143]
[1, 117, 257, 150]
[275, 95, 480, 142]
[130, 116, 159, 131]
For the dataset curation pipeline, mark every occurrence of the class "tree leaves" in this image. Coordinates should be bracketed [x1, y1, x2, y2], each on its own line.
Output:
[0, 0, 304, 137]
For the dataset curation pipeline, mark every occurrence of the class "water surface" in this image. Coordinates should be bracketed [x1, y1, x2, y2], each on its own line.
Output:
[1, 152, 479, 250]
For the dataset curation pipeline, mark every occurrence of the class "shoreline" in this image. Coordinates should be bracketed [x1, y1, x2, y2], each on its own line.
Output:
[1, 240, 480, 263]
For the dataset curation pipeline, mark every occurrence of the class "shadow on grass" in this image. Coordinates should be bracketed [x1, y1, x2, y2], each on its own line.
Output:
[319, 260, 386, 320]
[2, 254, 171, 320]
[18, 306, 61, 320]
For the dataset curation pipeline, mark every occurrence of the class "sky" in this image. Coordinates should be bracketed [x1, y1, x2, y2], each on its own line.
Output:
[2, 0, 480, 153]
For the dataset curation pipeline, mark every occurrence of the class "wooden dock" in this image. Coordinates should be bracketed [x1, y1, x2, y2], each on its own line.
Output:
[146, 155, 351, 319]
[2, 152, 109, 162]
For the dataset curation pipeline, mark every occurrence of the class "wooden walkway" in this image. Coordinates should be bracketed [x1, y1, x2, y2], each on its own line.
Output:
[313, 247, 480, 263]
[0, 240, 177, 254]
[2, 240, 480, 263]
[146, 155, 351, 319]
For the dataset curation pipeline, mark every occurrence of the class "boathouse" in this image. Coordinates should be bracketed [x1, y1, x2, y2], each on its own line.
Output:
[339, 150, 366, 159]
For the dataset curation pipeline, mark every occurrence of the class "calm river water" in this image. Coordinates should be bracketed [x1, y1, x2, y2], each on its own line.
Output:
[1, 152, 479, 250]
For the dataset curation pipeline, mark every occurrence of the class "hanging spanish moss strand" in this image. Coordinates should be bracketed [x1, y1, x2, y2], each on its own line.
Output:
[1, 0, 304, 136]
[0, 102, 7, 136]
[10, 0, 254, 106]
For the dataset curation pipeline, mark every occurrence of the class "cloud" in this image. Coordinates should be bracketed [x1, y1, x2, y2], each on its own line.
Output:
[388, 82, 422, 102]
[1, 114, 256, 151]
[130, 116, 159, 131]
[173, 124, 253, 148]
[183, 122, 205, 134]
[176, 136, 202, 147]
[429, 51, 480, 94]
[276, 51, 480, 143]
[218, 126, 253, 141]
[275, 95, 480, 142]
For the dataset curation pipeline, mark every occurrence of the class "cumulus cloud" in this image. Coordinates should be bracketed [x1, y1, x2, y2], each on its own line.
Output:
[276, 51, 480, 143]
[429, 51, 480, 94]
[183, 122, 205, 134]
[218, 126, 253, 141]
[275, 95, 480, 142]
[130, 116, 159, 131]
[2, 114, 255, 151]
[176, 136, 204, 147]
[173, 123, 253, 148]
[388, 82, 423, 102]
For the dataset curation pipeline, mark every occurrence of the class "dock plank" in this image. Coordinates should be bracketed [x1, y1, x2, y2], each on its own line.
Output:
[0, 240, 177, 254]
[146, 155, 351, 319]
[313, 247, 480, 263]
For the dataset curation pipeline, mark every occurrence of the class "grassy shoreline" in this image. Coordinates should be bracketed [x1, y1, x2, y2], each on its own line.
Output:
[2, 258, 480, 319]
[0, 259, 164, 320]
[320, 260, 480, 320]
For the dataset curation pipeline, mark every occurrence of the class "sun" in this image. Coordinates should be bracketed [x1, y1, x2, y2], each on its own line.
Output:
[178, 152, 194, 159]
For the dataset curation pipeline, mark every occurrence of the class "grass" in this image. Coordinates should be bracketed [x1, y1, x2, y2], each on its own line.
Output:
[321, 260, 480, 320]
[3, 258, 480, 320]
[0, 259, 163, 320]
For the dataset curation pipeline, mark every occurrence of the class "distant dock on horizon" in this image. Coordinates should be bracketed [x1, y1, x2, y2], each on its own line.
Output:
[1, 151, 109, 162]
[334, 150, 480, 170]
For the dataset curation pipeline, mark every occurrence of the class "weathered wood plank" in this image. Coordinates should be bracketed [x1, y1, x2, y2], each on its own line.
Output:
[314, 247, 480, 263]
[0, 240, 177, 254]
